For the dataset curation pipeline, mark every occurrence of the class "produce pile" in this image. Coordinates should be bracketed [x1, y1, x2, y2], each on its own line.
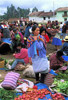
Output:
[52, 93, 65, 100]
[52, 78, 68, 95]
[51, 70, 68, 96]
[0, 88, 17, 100]
[14, 88, 65, 100]
[0, 57, 15, 66]
[14, 88, 52, 100]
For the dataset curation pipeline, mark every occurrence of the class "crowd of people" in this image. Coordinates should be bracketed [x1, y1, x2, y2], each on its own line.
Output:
[0, 19, 68, 83]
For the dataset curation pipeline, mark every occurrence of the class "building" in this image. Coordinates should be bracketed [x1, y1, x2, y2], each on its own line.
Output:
[55, 7, 68, 22]
[29, 11, 54, 23]
[8, 18, 29, 23]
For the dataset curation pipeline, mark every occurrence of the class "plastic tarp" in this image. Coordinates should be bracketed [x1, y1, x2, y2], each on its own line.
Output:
[36, 83, 68, 100]
[36, 83, 52, 100]
[62, 55, 68, 61]
[1, 38, 12, 45]
[49, 69, 58, 76]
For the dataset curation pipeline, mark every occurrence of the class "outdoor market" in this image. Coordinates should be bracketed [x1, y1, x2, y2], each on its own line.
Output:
[0, 1, 68, 100]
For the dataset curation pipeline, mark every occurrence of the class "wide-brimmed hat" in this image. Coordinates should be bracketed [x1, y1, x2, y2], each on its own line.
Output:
[64, 36, 68, 41]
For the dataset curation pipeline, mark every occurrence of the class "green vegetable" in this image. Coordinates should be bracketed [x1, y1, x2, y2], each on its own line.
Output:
[0, 88, 18, 100]
[53, 78, 68, 95]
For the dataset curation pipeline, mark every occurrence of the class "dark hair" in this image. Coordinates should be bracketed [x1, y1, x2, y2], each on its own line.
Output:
[13, 28, 17, 32]
[56, 50, 63, 57]
[17, 43, 26, 48]
[9, 27, 13, 31]
[27, 22, 33, 27]
[40, 27, 46, 34]
[56, 26, 59, 29]
[32, 25, 39, 32]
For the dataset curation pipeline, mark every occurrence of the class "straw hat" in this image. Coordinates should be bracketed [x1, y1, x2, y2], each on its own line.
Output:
[64, 36, 68, 41]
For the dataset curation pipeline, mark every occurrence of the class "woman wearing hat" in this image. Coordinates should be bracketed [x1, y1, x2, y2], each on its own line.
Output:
[61, 36, 68, 55]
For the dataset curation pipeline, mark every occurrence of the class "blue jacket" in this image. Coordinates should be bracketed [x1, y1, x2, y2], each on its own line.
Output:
[28, 40, 46, 58]
[61, 42, 68, 55]
[25, 26, 31, 38]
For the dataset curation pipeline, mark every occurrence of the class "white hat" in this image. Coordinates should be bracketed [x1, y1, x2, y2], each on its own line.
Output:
[64, 36, 68, 41]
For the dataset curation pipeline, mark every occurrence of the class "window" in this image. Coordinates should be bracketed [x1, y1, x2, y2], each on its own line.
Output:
[43, 17, 46, 20]
[64, 18, 67, 21]
[64, 11, 67, 16]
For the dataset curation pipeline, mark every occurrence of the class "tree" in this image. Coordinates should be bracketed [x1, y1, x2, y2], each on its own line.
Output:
[50, 10, 52, 12]
[2, 4, 30, 20]
[32, 7, 38, 12]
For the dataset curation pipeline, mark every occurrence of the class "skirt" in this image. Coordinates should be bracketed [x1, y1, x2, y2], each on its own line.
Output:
[32, 55, 49, 73]
[52, 37, 62, 46]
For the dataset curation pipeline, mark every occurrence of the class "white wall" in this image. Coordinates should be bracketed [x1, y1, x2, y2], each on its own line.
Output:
[29, 16, 56, 23]
[29, 16, 43, 23]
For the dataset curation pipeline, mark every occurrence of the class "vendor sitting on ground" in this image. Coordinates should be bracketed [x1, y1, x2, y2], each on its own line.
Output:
[61, 36, 68, 56]
[0, 41, 11, 55]
[8, 43, 29, 70]
[50, 50, 66, 70]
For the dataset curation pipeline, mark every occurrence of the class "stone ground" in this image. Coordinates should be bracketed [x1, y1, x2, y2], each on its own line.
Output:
[0, 43, 62, 82]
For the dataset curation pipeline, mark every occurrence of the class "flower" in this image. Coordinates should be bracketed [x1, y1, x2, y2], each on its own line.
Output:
[60, 79, 64, 82]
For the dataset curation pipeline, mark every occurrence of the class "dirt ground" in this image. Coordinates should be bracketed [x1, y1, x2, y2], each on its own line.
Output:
[0, 43, 62, 82]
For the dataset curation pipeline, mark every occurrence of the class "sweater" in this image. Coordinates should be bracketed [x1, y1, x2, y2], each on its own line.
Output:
[28, 40, 46, 58]
[61, 42, 68, 55]
[14, 48, 29, 64]
[50, 53, 65, 70]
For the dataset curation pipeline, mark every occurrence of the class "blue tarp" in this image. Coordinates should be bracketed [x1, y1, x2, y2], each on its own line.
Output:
[1, 38, 12, 45]
[0, 68, 6, 70]
[49, 69, 58, 76]
[62, 55, 68, 61]
[36, 83, 68, 100]
[36, 83, 52, 100]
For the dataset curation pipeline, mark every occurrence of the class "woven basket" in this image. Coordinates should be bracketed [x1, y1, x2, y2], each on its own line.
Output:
[44, 73, 55, 86]
[0, 60, 5, 68]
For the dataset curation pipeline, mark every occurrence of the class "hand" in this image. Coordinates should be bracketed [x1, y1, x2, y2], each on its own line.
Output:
[13, 53, 15, 56]
[60, 64, 63, 67]
[29, 58, 32, 65]
[33, 36, 37, 41]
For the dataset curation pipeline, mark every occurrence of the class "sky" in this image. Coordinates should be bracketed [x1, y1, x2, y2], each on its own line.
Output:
[0, 0, 68, 15]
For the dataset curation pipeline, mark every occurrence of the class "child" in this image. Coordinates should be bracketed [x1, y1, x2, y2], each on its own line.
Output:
[40, 26, 49, 43]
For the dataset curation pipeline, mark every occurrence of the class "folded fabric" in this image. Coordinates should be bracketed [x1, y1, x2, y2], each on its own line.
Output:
[59, 66, 67, 70]
[16, 79, 34, 92]
[1, 71, 20, 90]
